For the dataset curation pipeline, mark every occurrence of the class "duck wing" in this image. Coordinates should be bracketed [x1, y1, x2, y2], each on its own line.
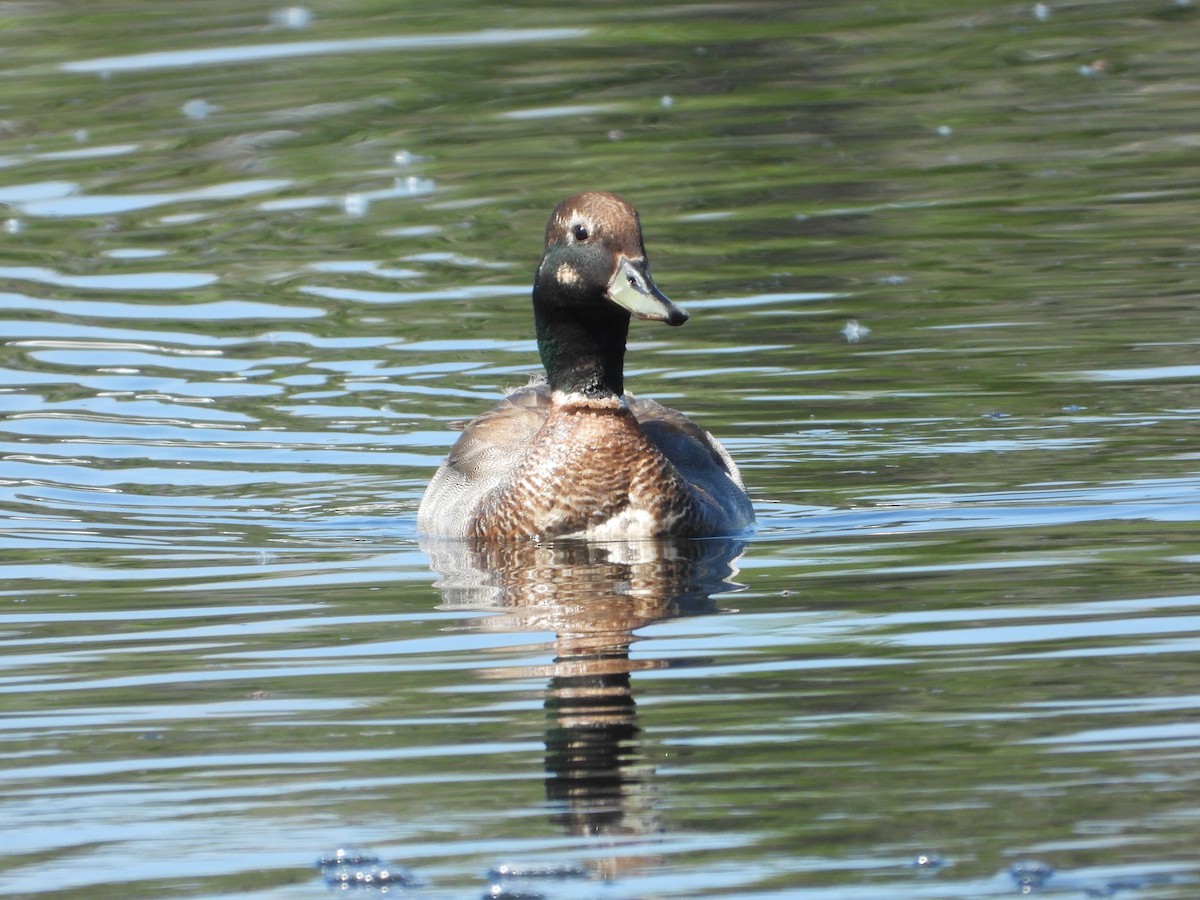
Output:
[628, 395, 754, 526]
[445, 382, 550, 479]
[418, 382, 550, 536]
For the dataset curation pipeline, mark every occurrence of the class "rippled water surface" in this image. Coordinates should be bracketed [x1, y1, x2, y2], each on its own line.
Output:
[3, 2, 1199, 897]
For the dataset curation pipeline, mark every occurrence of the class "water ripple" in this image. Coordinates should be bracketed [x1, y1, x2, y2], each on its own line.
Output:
[59, 28, 589, 73]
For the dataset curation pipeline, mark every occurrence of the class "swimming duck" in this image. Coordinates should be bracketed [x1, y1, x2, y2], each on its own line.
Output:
[418, 191, 754, 540]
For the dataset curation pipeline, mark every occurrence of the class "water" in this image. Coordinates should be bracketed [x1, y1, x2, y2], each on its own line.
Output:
[2, 1, 1199, 897]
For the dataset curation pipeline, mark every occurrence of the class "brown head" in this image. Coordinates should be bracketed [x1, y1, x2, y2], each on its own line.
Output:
[533, 192, 687, 398]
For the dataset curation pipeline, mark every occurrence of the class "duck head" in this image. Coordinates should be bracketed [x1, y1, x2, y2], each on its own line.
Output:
[533, 192, 688, 399]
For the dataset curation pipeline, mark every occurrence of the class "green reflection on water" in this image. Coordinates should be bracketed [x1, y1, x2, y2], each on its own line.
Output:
[1, 0, 1199, 896]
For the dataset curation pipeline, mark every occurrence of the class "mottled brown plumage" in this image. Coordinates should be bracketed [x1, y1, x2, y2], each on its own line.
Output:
[418, 192, 754, 541]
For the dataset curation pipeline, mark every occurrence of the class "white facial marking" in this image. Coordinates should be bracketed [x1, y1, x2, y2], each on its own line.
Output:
[555, 262, 580, 285]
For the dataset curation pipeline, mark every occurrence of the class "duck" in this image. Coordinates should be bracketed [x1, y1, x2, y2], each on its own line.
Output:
[417, 191, 754, 541]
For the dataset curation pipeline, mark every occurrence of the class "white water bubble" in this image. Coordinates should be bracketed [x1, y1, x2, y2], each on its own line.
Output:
[842, 319, 871, 343]
[396, 175, 434, 195]
[181, 99, 217, 120]
[270, 6, 312, 29]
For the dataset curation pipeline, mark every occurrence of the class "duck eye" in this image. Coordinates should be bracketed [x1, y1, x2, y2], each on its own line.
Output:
[571, 223, 589, 242]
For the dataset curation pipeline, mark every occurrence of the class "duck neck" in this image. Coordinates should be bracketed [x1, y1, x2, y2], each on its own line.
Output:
[534, 301, 629, 399]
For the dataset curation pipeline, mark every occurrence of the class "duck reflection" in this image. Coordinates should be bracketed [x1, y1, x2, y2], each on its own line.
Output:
[423, 537, 746, 859]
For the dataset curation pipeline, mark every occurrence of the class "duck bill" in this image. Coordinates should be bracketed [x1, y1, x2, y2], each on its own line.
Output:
[607, 257, 689, 326]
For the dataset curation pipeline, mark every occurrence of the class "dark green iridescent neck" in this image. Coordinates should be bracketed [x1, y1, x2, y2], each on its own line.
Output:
[534, 301, 629, 398]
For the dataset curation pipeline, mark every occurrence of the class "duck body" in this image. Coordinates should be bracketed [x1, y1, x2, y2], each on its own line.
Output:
[420, 381, 753, 540]
[418, 192, 754, 541]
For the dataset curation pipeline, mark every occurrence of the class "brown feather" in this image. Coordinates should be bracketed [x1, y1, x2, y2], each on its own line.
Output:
[418, 383, 753, 539]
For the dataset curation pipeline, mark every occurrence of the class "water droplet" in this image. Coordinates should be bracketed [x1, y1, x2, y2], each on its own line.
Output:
[270, 6, 312, 29]
[660, 94, 674, 108]
[317, 848, 376, 869]
[1033, 3, 1050, 21]
[1009, 859, 1054, 890]
[181, 99, 216, 120]
[841, 319, 870, 343]
[316, 847, 421, 889]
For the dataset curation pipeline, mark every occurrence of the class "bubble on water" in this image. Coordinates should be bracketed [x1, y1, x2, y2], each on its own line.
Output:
[936, 124, 953, 137]
[343, 193, 369, 217]
[1009, 858, 1054, 891]
[392, 149, 421, 166]
[316, 847, 420, 890]
[488, 863, 587, 880]
[396, 175, 435, 195]
[660, 94, 674, 109]
[73, 128, 90, 143]
[182, 99, 216, 120]
[841, 319, 870, 343]
[912, 851, 945, 870]
[270, 6, 313, 29]
[317, 848, 377, 868]
[4, 218, 22, 235]
[486, 862, 588, 900]
[1033, 3, 1050, 20]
